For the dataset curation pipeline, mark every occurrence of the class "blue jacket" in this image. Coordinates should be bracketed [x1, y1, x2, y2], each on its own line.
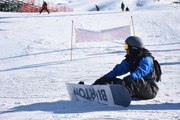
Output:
[104, 56, 153, 80]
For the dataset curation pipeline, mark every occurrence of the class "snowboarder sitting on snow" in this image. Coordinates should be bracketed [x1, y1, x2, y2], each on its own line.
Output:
[39, 1, 49, 14]
[92, 36, 159, 100]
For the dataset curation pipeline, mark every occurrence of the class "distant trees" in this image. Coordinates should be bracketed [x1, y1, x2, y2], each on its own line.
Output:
[0, 0, 22, 12]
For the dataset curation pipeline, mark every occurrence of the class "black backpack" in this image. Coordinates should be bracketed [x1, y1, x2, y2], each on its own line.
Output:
[151, 55, 162, 82]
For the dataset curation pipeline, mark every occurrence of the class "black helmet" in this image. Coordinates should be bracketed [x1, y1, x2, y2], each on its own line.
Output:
[125, 36, 143, 56]
[125, 36, 143, 49]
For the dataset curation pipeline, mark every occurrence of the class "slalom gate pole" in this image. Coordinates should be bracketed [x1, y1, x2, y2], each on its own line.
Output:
[131, 16, 135, 36]
[70, 20, 74, 61]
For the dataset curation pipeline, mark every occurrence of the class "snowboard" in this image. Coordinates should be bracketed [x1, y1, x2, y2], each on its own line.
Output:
[66, 82, 131, 107]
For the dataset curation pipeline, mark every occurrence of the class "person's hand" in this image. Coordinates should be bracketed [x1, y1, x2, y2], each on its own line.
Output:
[123, 76, 132, 81]
[123, 76, 145, 87]
[92, 76, 108, 85]
[78, 81, 84, 84]
[123, 75, 135, 84]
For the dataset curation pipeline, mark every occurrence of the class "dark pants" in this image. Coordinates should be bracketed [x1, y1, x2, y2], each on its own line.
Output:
[100, 77, 158, 99]
[39, 7, 49, 14]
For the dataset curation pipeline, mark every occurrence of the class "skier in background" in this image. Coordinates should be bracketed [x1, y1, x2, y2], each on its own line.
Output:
[95, 4, 100, 11]
[39, 1, 49, 14]
[92, 36, 159, 100]
[121, 2, 125, 11]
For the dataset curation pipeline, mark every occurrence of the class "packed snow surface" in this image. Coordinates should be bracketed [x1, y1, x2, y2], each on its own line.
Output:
[0, 0, 180, 120]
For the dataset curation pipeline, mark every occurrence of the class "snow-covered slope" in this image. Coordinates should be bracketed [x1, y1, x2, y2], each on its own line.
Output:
[56, 0, 179, 11]
[0, 0, 180, 120]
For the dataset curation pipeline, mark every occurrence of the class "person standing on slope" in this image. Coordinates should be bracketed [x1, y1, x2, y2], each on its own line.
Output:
[121, 2, 125, 11]
[39, 1, 49, 14]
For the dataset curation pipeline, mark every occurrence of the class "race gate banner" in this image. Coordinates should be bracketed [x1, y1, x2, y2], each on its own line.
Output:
[75, 25, 131, 42]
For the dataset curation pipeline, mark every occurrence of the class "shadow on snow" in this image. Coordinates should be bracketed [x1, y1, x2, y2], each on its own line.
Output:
[0, 45, 120, 61]
[146, 41, 180, 46]
[0, 60, 180, 73]
[0, 100, 179, 115]
[0, 42, 180, 72]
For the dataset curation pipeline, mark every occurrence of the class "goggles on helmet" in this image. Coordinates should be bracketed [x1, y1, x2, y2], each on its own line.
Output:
[124, 43, 129, 50]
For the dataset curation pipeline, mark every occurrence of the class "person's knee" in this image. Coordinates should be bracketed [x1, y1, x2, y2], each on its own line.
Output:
[136, 85, 158, 99]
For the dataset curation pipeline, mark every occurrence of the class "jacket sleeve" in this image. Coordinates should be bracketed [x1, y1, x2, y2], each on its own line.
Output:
[104, 59, 130, 79]
[130, 56, 153, 80]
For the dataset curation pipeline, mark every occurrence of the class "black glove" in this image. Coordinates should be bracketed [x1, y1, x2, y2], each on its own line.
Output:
[123, 76, 132, 81]
[123, 75, 143, 85]
[92, 76, 109, 85]
[78, 81, 84, 85]
[123, 76, 139, 96]
[123, 75, 136, 85]
[124, 76, 146, 87]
